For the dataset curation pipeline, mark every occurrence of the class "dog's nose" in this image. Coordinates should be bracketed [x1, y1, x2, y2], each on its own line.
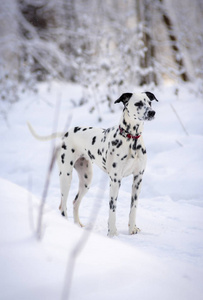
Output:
[148, 110, 155, 118]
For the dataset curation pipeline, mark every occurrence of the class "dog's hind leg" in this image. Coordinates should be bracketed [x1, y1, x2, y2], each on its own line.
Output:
[58, 166, 73, 218]
[73, 157, 93, 227]
[57, 147, 75, 218]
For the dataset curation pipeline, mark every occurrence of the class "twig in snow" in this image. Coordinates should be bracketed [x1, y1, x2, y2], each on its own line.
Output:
[170, 103, 189, 136]
[175, 139, 183, 147]
[61, 174, 108, 300]
[36, 145, 58, 240]
[36, 94, 72, 240]
[27, 174, 35, 233]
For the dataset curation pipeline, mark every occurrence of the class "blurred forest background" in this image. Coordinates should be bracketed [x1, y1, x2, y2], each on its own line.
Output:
[0, 0, 203, 107]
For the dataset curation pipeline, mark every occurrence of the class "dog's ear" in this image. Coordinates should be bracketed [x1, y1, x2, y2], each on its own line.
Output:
[145, 92, 158, 102]
[114, 93, 133, 105]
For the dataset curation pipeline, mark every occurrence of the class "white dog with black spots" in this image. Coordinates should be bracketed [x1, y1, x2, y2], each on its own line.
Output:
[28, 91, 158, 237]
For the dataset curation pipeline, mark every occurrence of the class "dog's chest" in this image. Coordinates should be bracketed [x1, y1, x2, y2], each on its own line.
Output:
[103, 132, 146, 177]
[109, 144, 145, 177]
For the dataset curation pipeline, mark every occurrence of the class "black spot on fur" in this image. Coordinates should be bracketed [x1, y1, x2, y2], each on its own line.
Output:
[109, 198, 116, 212]
[112, 162, 117, 168]
[92, 136, 96, 145]
[62, 211, 65, 217]
[61, 153, 65, 164]
[83, 128, 87, 131]
[84, 174, 88, 179]
[117, 140, 122, 148]
[135, 179, 142, 190]
[73, 193, 79, 203]
[88, 150, 95, 160]
[136, 144, 142, 150]
[112, 139, 118, 146]
[123, 118, 127, 126]
[71, 148, 75, 153]
[59, 171, 62, 176]
[98, 149, 102, 156]
[67, 173, 70, 176]
[142, 148, 147, 154]
[132, 140, 138, 151]
[131, 194, 137, 208]
[121, 155, 127, 161]
[74, 127, 81, 133]
[102, 157, 106, 163]
[126, 124, 131, 133]
[70, 161, 73, 166]
[64, 132, 69, 137]
[110, 199, 113, 208]
[134, 101, 144, 107]
[134, 175, 139, 181]
[62, 143, 67, 150]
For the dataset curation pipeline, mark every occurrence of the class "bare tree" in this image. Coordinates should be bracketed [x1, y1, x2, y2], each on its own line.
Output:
[0, 0, 20, 103]
[158, 0, 189, 82]
[1, 0, 203, 111]
[136, 0, 158, 86]
[0, 0, 19, 78]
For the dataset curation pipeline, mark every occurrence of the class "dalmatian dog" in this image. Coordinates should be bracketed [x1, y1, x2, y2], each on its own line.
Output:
[28, 91, 158, 236]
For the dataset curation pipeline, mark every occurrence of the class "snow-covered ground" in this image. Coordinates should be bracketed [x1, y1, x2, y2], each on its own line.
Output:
[0, 82, 203, 300]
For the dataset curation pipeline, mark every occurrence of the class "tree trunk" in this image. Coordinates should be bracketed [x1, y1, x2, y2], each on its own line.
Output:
[136, 0, 158, 86]
[158, 0, 189, 82]
[0, 0, 19, 80]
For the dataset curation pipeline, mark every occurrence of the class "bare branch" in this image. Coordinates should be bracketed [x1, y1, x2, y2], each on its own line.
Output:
[36, 96, 72, 240]
[36, 145, 59, 240]
[61, 174, 107, 300]
[170, 103, 189, 136]
[27, 174, 35, 233]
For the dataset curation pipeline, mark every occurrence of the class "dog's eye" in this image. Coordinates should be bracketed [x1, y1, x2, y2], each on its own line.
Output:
[134, 101, 144, 107]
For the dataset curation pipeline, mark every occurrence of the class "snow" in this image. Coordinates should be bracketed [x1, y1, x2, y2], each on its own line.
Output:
[0, 82, 203, 300]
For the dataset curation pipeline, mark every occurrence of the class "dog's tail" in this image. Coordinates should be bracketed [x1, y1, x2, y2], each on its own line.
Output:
[27, 122, 64, 141]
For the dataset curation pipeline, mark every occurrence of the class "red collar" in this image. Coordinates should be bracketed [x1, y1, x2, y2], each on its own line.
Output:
[119, 126, 141, 139]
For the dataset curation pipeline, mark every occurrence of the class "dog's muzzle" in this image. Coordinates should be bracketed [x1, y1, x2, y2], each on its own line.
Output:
[146, 110, 156, 120]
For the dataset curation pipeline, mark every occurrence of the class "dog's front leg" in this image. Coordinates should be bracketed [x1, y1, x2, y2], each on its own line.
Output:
[128, 173, 143, 234]
[108, 179, 120, 237]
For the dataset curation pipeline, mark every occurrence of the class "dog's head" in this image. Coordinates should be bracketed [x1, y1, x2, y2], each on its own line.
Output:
[115, 92, 158, 121]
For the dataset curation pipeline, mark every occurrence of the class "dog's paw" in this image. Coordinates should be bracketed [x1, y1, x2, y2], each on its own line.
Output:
[61, 210, 68, 219]
[74, 220, 85, 228]
[107, 228, 118, 237]
[129, 226, 140, 235]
